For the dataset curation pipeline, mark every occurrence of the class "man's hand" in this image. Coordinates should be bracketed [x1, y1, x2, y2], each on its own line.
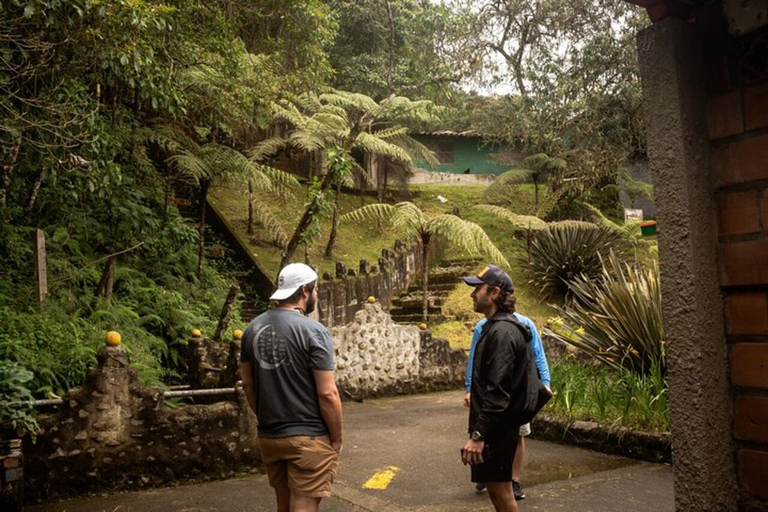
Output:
[463, 392, 471, 408]
[462, 439, 485, 466]
[331, 439, 343, 454]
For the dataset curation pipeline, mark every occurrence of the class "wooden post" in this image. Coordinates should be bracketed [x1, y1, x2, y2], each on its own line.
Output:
[213, 283, 240, 342]
[34, 229, 47, 303]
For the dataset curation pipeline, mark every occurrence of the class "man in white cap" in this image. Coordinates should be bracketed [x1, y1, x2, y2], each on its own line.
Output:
[240, 263, 343, 512]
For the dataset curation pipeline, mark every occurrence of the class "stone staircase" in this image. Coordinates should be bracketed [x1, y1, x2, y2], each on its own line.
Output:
[388, 258, 481, 325]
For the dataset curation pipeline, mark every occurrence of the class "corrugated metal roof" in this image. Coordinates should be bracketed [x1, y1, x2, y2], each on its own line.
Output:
[415, 130, 481, 137]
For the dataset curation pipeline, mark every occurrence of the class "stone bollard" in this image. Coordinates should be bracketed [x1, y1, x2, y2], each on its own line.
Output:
[81, 344, 138, 447]
[188, 335, 228, 389]
[335, 262, 347, 279]
[219, 331, 243, 388]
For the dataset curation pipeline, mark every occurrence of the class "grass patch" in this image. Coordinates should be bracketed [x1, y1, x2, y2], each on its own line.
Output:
[545, 356, 669, 433]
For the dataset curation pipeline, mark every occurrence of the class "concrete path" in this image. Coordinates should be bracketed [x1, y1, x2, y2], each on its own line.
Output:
[29, 390, 674, 512]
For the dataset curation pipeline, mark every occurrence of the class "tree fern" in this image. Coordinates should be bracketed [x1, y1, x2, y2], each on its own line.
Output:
[342, 201, 508, 321]
[475, 204, 549, 230]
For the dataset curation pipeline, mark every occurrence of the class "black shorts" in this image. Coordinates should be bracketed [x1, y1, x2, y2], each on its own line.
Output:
[470, 428, 519, 484]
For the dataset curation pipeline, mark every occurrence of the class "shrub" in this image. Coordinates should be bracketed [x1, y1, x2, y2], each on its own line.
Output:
[526, 221, 629, 299]
[0, 360, 39, 440]
[544, 251, 665, 376]
[546, 356, 668, 432]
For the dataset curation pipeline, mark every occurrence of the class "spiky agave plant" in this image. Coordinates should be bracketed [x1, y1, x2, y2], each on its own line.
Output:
[544, 251, 665, 376]
[341, 202, 509, 322]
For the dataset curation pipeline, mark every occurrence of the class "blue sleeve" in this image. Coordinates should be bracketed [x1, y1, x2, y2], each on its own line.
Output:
[465, 319, 485, 392]
[529, 322, 550, 387]
[516, 314, 550, 387]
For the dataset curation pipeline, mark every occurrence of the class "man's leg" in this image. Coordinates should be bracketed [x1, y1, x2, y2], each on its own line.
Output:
[289, 495, 321, 512]
[275, 485, 290, 512]
[511, 423, 530, 500]
[512, 435, 525, 480]
[486, 482, 519, 512]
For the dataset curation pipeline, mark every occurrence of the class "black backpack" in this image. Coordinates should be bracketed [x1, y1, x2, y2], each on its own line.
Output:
[505, 318, 553, 426]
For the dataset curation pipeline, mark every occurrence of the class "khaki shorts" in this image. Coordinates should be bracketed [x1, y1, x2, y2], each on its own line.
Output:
[259, 435, 339, 498]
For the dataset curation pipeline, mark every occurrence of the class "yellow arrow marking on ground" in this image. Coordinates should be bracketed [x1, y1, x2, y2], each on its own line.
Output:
[362, 466, 401, 490]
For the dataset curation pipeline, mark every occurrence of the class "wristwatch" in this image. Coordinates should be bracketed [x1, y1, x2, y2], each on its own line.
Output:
[470, 430, 484, 442]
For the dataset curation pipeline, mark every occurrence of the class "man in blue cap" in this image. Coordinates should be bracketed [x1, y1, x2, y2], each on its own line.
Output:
[461, 264, 533, 512]
[464, 271, 550, 500]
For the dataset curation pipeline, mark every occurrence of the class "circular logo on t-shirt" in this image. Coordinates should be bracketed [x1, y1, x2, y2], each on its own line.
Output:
[254, 324, 289, 370]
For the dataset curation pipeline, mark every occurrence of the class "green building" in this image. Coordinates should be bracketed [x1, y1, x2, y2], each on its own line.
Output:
[412, 131, 510, 175]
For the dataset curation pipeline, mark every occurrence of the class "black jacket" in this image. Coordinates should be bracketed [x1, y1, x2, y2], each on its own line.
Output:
[469, 311, 532, 438]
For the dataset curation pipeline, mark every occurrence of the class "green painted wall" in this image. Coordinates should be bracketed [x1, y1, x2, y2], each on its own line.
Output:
[413, 135, 509, 175]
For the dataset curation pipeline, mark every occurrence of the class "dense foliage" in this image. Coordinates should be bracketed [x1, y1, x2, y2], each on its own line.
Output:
[0, 0, 333, 397]
[1, 0, 656, 409]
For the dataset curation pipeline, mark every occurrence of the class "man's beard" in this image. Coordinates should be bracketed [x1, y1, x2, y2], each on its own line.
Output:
[305, 294, 316, 315]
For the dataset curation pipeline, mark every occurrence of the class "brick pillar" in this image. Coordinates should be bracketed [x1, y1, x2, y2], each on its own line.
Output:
[708, 44, 768, 509]
[638, 19, 737, 511]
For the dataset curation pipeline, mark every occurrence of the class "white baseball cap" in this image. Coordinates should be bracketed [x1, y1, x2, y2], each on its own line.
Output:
[270, 263, 318, 301]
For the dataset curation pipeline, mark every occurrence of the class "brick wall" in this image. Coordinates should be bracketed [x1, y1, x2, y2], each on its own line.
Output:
[706, 27, 768, 509]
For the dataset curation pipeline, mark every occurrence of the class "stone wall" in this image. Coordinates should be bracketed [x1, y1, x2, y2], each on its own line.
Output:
[24, 346, 260, 503]
[332, 303, 466, 400]
[316, 239, 422, 328]
[25, 305, 466, 503]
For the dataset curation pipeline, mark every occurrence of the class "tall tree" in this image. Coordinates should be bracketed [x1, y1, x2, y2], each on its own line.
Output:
[250, 90, 440, 269]
[328, 0, 480, 102]
[464, 0, 648, 218]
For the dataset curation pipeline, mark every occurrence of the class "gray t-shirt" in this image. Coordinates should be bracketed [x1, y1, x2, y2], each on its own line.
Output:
[240, 309, 336, 438]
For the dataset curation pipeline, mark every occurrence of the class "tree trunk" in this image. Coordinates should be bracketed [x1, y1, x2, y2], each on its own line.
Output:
[324, 180, 342, 258]
[162, 179, 171, 226]
[247, 180, 254, 235]
[421, 235, 430, 323]
[534, 180, 539, 206]
[213, 282, 240, 342]
[279, 172, 335, 274]
[197, 184, 209, 280]
[27, 168, 45, 211]
[95, 255, 117, 300]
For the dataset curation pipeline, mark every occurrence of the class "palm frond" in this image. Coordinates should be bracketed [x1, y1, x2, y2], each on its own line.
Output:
[496, 169, 534, 185]
[272, 101, 308, 130]
[289, 131, 326, 153]
[248, 137, 287, 162]
[320, 90, 379, 113]
[462, 220, 511, 268]
[252, 201, 290, 249]
[340, 202, 397, 224]
[391, 135, 439, 170]
[583, 202, 643, 241]
[166, 150, 211, 185]
[475, 205, 549, 230]
[374, 126, 409, 140]
[390, 202, 427, 234]
[354, 132, 413, 164]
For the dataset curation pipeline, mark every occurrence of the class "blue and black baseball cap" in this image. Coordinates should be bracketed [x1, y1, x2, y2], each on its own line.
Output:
[462, 264, 513, 293]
